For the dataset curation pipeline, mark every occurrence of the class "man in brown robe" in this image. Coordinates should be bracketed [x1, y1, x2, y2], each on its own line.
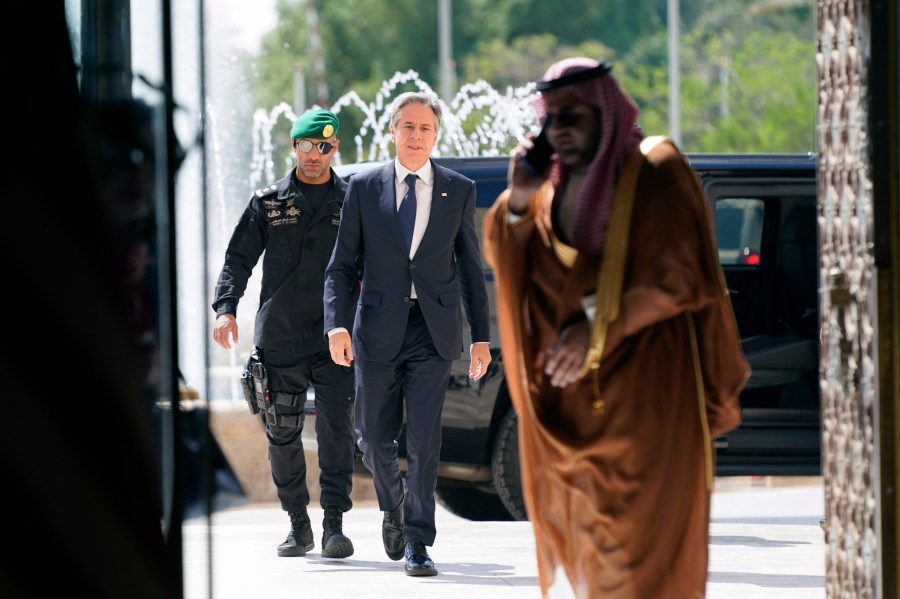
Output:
[483, 57, 751, 598]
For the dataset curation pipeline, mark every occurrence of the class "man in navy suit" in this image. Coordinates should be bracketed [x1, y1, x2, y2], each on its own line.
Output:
[324, 91, 491, 577]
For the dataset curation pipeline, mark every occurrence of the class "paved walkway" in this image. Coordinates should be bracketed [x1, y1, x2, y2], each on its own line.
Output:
[183, 478, 825, 598]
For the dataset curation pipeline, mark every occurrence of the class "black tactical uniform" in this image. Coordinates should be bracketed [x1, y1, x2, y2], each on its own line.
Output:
[212, 167, 359, 517]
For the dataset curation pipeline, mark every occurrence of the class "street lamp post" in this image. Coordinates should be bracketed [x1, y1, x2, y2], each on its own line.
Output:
[668, 0, 681, 145]
[438, 0, 455, 103]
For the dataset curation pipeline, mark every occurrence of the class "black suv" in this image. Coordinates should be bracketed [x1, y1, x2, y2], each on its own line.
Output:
[333, 153, 820, 521]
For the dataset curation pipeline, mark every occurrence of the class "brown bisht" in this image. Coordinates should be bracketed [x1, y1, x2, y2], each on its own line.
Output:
[483, 137, 750, 599]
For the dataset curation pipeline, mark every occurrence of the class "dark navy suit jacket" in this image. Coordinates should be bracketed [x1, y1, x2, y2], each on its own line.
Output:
[324, 159, 490, 361]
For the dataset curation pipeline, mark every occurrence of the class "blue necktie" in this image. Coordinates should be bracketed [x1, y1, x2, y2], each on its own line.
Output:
[398, 173, 418, 254]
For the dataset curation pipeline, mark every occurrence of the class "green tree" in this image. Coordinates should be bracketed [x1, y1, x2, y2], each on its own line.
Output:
[682, 30, 817, 152]
[251, 0, 308, 112]
[616, 31, 671, 138]
[245, 0, 817, 159]
[502, 0, 662, 57]
[460, 36, 615, 91]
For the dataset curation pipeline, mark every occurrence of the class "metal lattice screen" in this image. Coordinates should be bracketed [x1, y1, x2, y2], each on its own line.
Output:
[817, 0, 879, 596]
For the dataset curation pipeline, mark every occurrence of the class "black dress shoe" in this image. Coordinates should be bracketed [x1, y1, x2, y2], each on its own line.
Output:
[404, 540, 438, 576]
[382, 497, 404, 561]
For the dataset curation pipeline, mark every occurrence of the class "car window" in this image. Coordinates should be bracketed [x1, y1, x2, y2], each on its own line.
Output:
[716, 198, 764, 265]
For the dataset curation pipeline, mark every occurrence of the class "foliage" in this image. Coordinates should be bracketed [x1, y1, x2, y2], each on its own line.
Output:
[250, 0, 308, 112]
[616, 31, 671, 138]
[460, 36, 616, 92]
[502, 0, 662, 57]
[244, 0, 817, 159]
[682, 30, 817, 152]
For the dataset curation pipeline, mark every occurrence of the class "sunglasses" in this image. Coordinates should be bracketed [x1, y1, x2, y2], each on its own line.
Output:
[293, 139, 336, 154]
[542, 110, 585, 130]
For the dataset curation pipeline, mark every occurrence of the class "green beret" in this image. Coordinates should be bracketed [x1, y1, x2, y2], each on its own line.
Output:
[290, 109, 339, 139]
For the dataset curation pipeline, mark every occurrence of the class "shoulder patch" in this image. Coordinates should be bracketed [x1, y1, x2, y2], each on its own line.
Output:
[255, 185, 278, 199]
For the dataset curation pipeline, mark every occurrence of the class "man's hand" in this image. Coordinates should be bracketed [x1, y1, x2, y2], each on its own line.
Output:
[543, 318, 591, 388]
[469, 342, 492, 380]
[508, 135, 553, 248]
[213, 314, 238, 349]
[507, 134, 549, 215]
[329, 330, 354, 366]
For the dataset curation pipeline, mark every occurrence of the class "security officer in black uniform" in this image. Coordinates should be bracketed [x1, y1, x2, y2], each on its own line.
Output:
[211, 109, 359, 559]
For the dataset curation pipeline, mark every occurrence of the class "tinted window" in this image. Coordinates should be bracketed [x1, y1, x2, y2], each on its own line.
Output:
[716, 198, 764, 265]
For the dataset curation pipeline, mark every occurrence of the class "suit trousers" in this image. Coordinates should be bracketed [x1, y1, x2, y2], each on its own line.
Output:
[263, 348, 356, 512]
[354, 302, 452, 546]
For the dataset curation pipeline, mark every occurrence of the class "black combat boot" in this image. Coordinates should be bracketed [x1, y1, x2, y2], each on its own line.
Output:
[321, 505, 354, 558]
[277, 507, 314, 557]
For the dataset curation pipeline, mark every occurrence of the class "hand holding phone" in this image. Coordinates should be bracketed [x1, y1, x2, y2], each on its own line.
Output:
[522, 129, 553, 175]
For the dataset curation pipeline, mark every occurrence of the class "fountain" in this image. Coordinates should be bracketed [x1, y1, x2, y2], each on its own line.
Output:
[206, 71, 540, 404]
[249, 70, 540, 189]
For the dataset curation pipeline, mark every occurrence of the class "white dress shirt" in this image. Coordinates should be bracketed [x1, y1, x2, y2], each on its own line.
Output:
[395, 158, 434, 298]
[327, 160, 434, 339]
[394, 159, 433, 259]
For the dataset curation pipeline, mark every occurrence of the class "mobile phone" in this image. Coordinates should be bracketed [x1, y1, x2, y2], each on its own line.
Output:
[522, 129, 553, 175]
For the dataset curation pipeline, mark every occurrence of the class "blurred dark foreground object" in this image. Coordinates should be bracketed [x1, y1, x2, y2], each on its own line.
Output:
[0, 3, 179, 597]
